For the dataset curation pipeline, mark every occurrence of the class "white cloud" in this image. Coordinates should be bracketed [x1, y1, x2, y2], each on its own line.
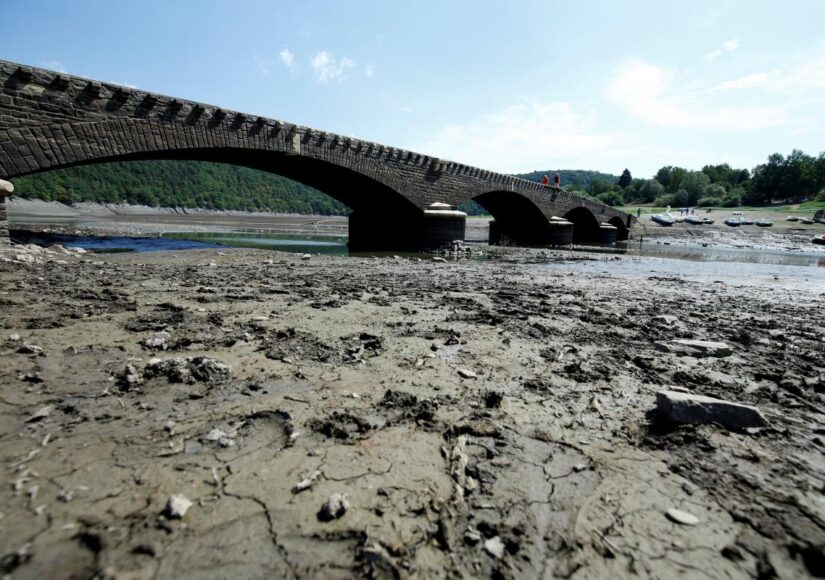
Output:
[279, 48, 295, 68]
[705, 38, 739, 61]
[722, 38, 739, 51]
[416, 100, 616, 173]
[606, 61, 794, 131]
[40, 59, 67, 73]
[311, 51, 355, 83]
[365, 65, 375, 77]
[713, 71, 778, 91]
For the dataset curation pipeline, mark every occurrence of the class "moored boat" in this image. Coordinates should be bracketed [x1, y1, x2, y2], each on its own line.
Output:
[702, 217, 715, 224]
[801, 218, 814, 224]
[786, 216, 800, 222]
[755, 219, 773, 227]
[739, 217, 754, 225]
[724, 217, 742, 227]
[813, 235, 825, 246]
[684, 215, 704, 225]
[651, 214, 675, 226]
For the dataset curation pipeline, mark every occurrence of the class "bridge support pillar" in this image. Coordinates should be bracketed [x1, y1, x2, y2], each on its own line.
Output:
[348, 206, 466, 252]
[489, 216, 573, 246]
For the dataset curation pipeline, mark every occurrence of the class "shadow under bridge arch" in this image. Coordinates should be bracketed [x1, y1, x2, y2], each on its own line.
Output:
[563, 207, 601, 243]
[473, 190, 557, 246]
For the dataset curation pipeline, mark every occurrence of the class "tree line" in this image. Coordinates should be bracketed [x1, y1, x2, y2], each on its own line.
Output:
[568, 149, 825, 207]
[10, 160, 350, 215]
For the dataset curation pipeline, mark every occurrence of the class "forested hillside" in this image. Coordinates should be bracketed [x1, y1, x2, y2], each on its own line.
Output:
[10, 160, 350, 215]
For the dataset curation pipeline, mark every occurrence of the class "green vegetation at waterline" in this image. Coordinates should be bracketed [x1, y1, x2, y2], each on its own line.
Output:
[562, 149, 825, 208]
[10, 160, 350, 215]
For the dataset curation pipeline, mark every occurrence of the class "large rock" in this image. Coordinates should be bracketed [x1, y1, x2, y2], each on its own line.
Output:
[656, 390, 767, 429]
[655, 339, 732, 358]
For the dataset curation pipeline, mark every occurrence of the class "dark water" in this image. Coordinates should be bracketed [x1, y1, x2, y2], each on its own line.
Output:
[9, 228, 825, 291]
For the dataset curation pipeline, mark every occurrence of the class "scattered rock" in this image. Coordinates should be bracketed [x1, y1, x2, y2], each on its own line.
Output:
[144, 356, 231, 384]
[484, 536, 505, 559]
[457, 368, 477, 379]
[300, 254, 312, 260]
[318, 493, 349, 522]
[118, 363, 144, 389]
[655, 339, 733, 358]
[656, 390, 768, 429]
[17, 343, 43, 355]
[25, 406, 53, 423]
[292, 470, 322, 494]
[141, 332, 170, 350]
[666, 508, 700, 526]
[164, 494, 193, 519]
[432, 257, 448, 263]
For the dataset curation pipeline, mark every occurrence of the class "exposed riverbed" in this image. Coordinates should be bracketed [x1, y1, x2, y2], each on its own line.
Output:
[1, 210, 824, 578]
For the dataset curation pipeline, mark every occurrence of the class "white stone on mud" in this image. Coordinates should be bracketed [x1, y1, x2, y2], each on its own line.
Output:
[142, 332, 170, 349]
[432, 257, 448, 263]
[484, 536, 505, 559]
[292, 470, 322, 494]
[300, 254, 312, 260]
[457, 368, 477, 379]
[655, 339, 733, 358]
[165, 494, 193, 519]
[656, 390, 768, 429]
[25, 405, 53, 423]
[666, 508, 700, 526]
[319, 493, 349, 521]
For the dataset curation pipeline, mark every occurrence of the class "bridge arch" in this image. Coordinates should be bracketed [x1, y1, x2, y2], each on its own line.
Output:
[472, 190, 552, 246]
[0, 59, 634, 249]
[607, 215, 630, 241]
[563, 207, 601, 243]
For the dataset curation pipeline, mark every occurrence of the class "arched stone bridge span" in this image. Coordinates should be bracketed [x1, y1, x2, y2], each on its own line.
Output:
[0, 60, 633, 249]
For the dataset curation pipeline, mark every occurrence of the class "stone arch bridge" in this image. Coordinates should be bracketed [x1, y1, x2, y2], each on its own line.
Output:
[0, 60, 633, 250]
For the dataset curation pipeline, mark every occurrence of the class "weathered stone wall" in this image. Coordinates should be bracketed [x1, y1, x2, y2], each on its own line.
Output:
[0, 59, 633, 245]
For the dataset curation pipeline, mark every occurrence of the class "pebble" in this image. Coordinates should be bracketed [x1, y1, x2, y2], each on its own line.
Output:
[484, 536, 505, 559]
[432, 257, 448, 263]
[318, 493, 350, 521]
[666, 508, 700, 526]
[300, 254, 312, 260]
[457, 368, 477, 379]
[165, 494, 193, 519]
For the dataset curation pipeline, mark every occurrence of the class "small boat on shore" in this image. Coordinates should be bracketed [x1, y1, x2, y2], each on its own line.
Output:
[755, 219, 773, 227]
[651, 214, 675, 226]
[702, 217, 715, 225]
[724, 217, 742, 227]
[684, 215, 704, 225]
[739, 217, 754, 225]
[801, 218, 814, 224]
[786, 216, 800, 222]
[813, 235, 825, 246]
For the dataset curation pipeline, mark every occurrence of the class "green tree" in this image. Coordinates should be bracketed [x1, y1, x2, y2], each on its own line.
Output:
[678, 172, 710, 205]
[617, 168, 632, 189]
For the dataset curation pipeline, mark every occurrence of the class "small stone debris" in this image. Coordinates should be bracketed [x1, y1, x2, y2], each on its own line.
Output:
[666, 508, 700, 526]
[141, 332, 170, 350]
[144, 356, 231, 384]
[656, 390, 768, 429]
[432, 257, 448, 263]
[292, 470, 322, 494]
[318, 493, 350, 522]
[300, 254, 312, 260]
[484, 536, 505, 559]
[457, 368, 477, 379]
[164, 494, 193, 519]
[25, 406, 53, 423]
[119, 363, 144, 388]
[17, 343, 43, 355]
[204, 428, 235, 448]
[655, 339, 733, 358]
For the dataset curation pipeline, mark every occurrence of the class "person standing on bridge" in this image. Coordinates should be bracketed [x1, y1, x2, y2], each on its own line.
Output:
[553, 174, 560, 189]
[542, 175, 550, 187]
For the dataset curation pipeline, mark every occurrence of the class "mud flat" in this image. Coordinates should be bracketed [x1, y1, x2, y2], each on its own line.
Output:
[0, 244, 823, 578]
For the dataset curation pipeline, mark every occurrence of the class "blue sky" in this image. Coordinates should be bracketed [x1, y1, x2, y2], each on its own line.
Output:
[2, 0, 824, 177]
